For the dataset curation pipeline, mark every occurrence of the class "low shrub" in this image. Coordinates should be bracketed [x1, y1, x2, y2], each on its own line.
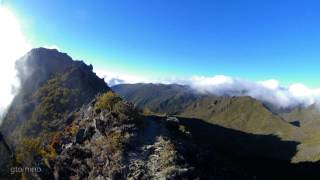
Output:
[16, 138, 43, 165]
[95, 91, 122, 111]
[108, 131, 129, 153]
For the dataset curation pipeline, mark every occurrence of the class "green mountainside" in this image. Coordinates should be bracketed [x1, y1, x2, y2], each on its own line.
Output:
[112, 83, 201, 115]
[113, 84, 299, 137]
[279, 105, 320, 162]
[280, 104, 320, 127]
[181, 96, 300, 139]
[113, 83, 320, 163]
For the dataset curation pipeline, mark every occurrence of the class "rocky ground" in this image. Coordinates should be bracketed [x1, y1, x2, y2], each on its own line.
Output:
[32, 95, 250, 180]
[33, 96, 193, 179]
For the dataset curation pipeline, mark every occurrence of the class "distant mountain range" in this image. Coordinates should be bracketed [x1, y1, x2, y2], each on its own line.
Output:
[113, 83, 320, 163]
[1, 48, 320, 179]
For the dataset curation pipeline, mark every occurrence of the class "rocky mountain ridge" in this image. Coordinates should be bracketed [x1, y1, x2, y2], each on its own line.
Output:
[1, 48, 320, 179]
[113, 83, 320, 164]
[0, 48, 249, 179]
[0, 47, 109, 178]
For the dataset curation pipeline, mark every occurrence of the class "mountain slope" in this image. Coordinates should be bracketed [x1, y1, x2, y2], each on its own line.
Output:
[113, 83, 201, 115]
[1, 48, 109, 136]
[280, 104, 320, 128]
[114, 84, 300, 139]
[181, 96, 301, 140]
[114, 83, 313, 162]
[280, 105, 320, 162]
[0, 48, 109, 177]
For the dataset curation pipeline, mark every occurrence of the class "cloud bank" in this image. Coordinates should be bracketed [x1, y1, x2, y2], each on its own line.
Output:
[97, 70, 320, 109]
[0, 7, 31, 122]
[95, 69, 151, 86]
[187, 76, 320, 108]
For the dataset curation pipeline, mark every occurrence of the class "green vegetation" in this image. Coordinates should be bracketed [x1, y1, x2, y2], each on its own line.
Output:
[114, 84, 298, 140]
[113, 83, 201, 115]
[108, 131, 129, 153]
[95, 91, 122, 111]
[284, 106, 320, 162]
[16, 137, 43, 165]
[113, 83, 309, 162]
[95, 91, 143, 126]
[18, 74, 83, 136]
[182, 96, 297, 138]
[33, 75, 80, 118]
[15, 132, 60, 166]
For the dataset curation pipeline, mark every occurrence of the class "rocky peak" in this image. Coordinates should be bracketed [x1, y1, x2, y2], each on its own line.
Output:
[15, 48, 72, 92]
[1, 47, 109, 138]
[14, 48, 104, 95]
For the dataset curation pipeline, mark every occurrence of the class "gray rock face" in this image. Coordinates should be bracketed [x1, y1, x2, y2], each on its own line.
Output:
[95, 112, 119, 135]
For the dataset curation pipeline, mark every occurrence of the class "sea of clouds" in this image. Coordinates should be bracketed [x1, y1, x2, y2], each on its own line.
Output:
[97, 70, 320, 109]
[187, 76, 320, 108]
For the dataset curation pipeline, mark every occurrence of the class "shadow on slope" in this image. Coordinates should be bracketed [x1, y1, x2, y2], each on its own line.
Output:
[174, 116, 320, 179]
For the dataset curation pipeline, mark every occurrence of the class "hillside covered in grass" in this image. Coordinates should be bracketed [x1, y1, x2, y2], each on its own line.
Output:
[113, 83, 320, 164]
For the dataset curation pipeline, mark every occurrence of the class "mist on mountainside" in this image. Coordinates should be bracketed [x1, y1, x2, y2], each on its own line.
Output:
[0, 7, 31, 124]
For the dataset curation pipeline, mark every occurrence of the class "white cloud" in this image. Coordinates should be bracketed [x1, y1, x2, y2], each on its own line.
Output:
[100, 71, 320, 108]
[0, 7, 31, 122]
[186, 75, 320, 108]
[191, 75, 233, 87]
[95, 68, 188, 86]
[259, 79, 279, 90]
[94, 69, 150, 86]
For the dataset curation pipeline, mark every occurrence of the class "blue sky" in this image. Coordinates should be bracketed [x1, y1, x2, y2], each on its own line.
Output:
[5, 0, 320, 87]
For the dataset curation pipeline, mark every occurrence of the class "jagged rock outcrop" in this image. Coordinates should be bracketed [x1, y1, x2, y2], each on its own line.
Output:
[1, 48, 109, 137]
[0, 48, 109, 178]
